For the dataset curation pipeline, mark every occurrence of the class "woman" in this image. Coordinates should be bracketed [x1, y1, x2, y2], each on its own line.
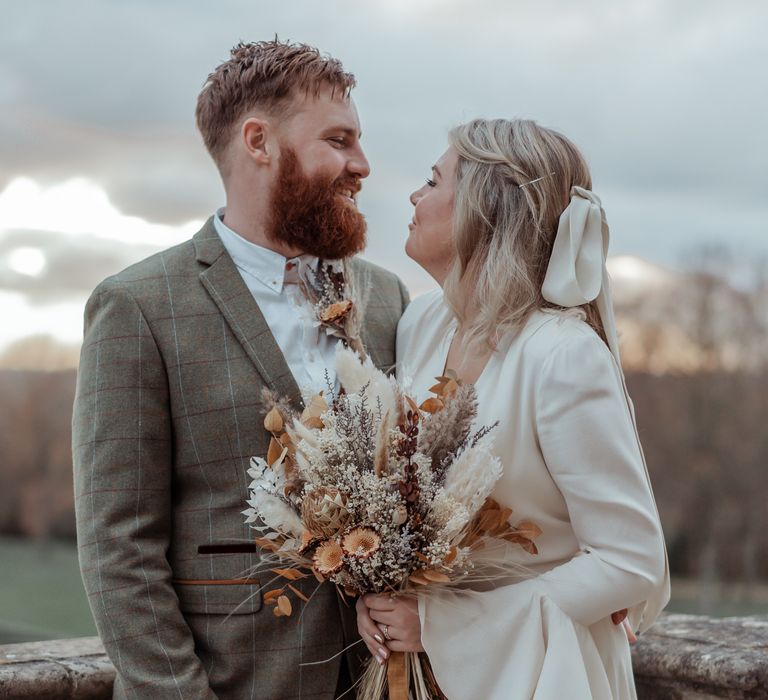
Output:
[355, 119, 670, 699]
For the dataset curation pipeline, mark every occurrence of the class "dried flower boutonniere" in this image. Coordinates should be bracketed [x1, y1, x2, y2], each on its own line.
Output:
[300, 260, 365, 358]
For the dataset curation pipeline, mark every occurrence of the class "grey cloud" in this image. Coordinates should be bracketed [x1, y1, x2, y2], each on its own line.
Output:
[0, 229, 163, 303]
[1, 0, 766, 269]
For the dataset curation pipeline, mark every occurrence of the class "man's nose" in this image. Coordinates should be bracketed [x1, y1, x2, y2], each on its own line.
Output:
[348, 147, 371, 179]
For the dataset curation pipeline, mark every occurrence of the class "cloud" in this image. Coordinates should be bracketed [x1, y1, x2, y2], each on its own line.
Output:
[0, 0, 766, 360]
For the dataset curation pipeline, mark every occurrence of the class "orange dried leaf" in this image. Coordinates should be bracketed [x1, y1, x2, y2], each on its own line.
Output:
[478, 510, 500, 533]
[405, 395, 420, 414]
[414, 552, 430, 563]
[442, 378, 460, 396]
[520, 539, 539, 555]
[443, 546, 457, 565]
[267, 437, 284, 466]
[263, 588, 285, 603]
[497, 507, 514, 527]
[287, 584, 310, 603]
[271, 568, 307, 581]
[272, 606, 284, 617]
[303, 416, 325, 430]
[515, 521, 543, 539]
[409, 572, 430, 585]
[277, 595, 292, 616]
[422, 569, 451, 583]
[419, 397, 444, 413]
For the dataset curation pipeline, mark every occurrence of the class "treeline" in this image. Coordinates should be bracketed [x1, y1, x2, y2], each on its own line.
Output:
[0, 366, 766, 583]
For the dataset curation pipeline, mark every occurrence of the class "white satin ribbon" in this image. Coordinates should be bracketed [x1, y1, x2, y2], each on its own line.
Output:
[542, 186, 620, 364]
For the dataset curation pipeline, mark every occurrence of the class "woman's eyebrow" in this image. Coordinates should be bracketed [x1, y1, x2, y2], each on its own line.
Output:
[432, 165, 442, 179]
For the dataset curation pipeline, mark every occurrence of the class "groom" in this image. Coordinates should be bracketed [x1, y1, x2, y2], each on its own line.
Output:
[73, 39, 409, 699]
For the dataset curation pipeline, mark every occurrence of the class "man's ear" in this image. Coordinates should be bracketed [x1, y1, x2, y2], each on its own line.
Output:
[241, 117, 272, 165]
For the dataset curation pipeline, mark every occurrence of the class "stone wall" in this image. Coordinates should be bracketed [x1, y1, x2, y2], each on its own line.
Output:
[0, 614, 766, 698]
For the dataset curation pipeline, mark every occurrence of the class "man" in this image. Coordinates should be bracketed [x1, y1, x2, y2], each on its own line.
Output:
[73, 39, 409, 699]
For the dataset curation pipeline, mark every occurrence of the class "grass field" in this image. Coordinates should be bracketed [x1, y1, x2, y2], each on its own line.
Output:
[0, 536, 765, 645]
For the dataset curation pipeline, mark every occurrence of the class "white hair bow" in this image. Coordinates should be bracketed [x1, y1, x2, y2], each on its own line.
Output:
[542, 186, 620, 364]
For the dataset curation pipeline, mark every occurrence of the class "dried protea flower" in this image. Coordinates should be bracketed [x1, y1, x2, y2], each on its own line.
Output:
[341, 527, 381, 559]
[320, 299, 353, 324]
[298, 529, 323, 555]
[301, 487, 350, 537]
[313, 539, 345, 576]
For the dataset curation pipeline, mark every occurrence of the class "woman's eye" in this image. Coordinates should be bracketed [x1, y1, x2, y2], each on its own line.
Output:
[425, 178, 437, 187]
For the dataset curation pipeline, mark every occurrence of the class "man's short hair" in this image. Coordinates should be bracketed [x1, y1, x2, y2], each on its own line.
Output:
[195, 39, 356, 169]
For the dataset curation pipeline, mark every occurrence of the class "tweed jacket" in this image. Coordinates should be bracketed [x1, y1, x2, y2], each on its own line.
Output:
[72, 218, 409, 700]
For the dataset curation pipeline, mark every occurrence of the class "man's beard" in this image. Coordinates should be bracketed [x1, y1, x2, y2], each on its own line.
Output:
[268, 147, 367, 260]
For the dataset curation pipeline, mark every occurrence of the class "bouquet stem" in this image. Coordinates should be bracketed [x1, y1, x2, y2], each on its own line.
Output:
[387, 651, 408, 700]
[357, 651, 446, 699]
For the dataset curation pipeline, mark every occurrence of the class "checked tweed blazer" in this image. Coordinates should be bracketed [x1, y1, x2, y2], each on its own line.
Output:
[72, 218, 409, 700]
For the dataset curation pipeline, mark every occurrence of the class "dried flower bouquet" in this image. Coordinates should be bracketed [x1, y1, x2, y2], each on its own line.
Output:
[244, 345, 541, 699]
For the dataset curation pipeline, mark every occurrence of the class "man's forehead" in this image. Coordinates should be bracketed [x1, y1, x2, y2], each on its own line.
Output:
[290, 88, 361, 132]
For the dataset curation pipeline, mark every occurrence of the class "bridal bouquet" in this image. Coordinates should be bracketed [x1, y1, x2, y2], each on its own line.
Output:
[244, 345, 541, 699]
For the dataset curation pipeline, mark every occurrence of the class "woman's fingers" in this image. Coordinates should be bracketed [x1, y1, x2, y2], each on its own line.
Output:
[363, 593, 397, 611]
[356, 597, 390, 663]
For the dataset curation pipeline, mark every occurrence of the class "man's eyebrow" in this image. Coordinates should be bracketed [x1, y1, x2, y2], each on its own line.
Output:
[432, 165, 442, 178]
[322, 126, 362, 138]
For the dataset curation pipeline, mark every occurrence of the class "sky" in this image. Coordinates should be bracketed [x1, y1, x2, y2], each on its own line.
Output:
[0, 0, 766, 365]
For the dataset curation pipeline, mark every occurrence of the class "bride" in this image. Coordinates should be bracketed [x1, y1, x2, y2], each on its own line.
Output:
[355, 118, 670, 699]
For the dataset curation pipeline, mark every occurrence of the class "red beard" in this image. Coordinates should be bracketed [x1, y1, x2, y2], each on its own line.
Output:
[268, 147, 367, 260]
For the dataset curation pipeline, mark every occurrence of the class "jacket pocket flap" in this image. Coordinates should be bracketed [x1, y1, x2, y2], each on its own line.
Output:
[174, 579, 262, 614]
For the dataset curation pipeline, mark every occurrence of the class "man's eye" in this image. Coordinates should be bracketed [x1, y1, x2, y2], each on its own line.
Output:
[329, 138, 346, 148]
[425, 178, 437, 187]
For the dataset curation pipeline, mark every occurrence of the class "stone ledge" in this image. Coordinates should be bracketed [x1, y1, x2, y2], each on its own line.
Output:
[632, 613, 768, 699]
[0, 637, 113, 699]
[0, 614, 766, 698]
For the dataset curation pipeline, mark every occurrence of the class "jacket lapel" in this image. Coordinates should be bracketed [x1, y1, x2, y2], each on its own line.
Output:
[193, 219, 304, 409]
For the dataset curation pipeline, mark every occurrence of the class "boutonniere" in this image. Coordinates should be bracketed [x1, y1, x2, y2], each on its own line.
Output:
[300, 260, 366, 358]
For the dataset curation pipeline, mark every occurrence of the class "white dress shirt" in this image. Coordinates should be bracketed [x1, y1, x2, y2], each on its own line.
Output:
[213, 209, 338, 396]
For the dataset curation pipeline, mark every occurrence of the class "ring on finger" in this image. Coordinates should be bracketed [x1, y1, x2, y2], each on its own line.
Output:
[379, 623, 392, 641]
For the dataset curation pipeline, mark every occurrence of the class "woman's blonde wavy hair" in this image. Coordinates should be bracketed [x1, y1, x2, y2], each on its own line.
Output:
[444, 118, 604, 353]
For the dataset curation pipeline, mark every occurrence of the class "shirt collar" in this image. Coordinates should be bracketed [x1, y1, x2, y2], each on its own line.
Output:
[213, 208, 318, 295]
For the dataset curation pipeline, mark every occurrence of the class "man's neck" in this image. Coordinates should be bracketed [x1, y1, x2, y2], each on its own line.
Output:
[221, 201, 305, 259]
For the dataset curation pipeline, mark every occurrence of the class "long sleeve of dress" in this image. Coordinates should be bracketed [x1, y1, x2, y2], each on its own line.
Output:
[417, 331, 669, 700]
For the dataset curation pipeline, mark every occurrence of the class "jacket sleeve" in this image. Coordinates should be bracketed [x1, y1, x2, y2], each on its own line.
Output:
[521, 330, 669, 627]
[73, 282, 217, 699]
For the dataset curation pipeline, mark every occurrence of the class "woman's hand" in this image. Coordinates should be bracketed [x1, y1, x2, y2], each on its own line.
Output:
[356, 596, 391, 665]
[359, 594, 425, 654]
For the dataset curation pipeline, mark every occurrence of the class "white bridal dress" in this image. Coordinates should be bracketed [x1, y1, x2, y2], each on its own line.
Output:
[396, 289, 670, 700]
